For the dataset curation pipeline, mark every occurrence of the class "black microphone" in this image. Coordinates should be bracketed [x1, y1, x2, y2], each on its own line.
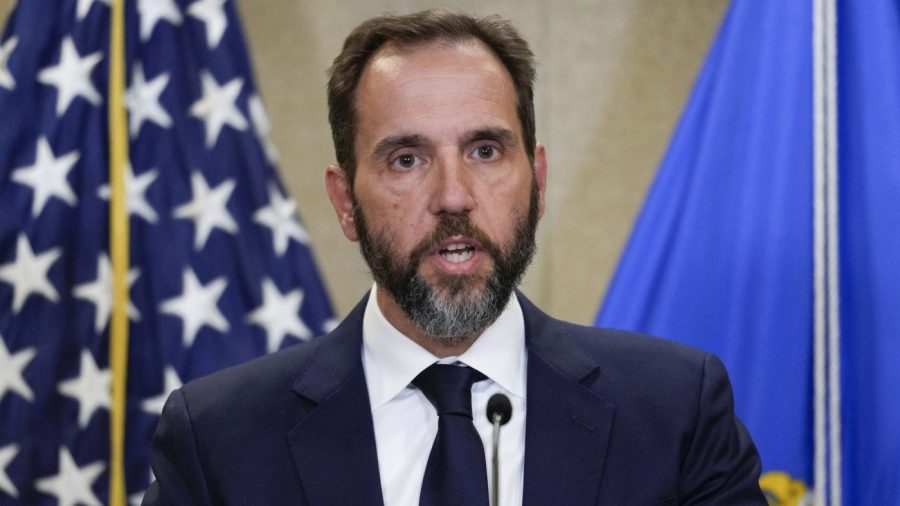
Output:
[487, 394, 512, 426]
[486, 393, 512, 506]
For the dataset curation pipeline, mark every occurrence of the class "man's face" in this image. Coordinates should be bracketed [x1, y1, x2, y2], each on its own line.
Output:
[327, 39, 547, 345]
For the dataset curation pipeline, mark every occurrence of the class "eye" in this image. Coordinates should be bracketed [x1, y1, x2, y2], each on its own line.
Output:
[390, 153, 423, 170]
[472, 143, 501, 161]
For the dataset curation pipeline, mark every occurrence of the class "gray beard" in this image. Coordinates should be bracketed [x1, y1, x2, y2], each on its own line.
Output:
[397, 263, 508, 346]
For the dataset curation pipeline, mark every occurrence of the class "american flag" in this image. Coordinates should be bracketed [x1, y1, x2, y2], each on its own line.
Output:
[0, 0, 336, 503]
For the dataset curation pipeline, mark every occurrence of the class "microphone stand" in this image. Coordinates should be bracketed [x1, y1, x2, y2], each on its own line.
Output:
[491, 412, 502, 506]
[486, 393, 512, 506]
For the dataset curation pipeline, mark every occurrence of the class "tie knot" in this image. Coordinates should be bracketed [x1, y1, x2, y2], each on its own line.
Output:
[413, 364, 486, 418]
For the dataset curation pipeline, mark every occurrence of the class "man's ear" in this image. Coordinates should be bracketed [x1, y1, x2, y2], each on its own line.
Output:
[325, 164, 359, 242]
[534, 143, 548, 220]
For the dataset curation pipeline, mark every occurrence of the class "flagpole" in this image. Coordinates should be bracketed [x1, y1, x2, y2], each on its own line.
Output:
[108, 0, 131, 503]
[814, 0, 841, 503]
[824, 0, 842, 502]
[812, 0, 828, 502]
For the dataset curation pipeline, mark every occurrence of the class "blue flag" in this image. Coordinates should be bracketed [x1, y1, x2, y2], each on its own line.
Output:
[838, 0, 900, 503]
[597, 0, 815, 501]
[598, 0, 900, 503]
[0, 0, 335, 503]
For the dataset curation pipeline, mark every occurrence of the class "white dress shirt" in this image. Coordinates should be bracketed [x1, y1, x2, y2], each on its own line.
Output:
[362, 285, 527, 506]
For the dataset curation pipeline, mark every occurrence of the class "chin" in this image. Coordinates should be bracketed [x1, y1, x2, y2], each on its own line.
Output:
[429, 272, 488, 300]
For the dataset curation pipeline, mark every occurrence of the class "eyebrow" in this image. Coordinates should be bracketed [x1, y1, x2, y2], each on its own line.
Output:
[371, 134, 426, 160]
[462, 127, 519, 148]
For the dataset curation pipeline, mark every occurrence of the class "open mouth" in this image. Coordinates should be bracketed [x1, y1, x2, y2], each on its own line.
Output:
[439, 242, 476, 263]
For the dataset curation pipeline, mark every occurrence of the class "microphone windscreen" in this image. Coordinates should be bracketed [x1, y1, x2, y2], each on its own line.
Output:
[486, 393, 513, 425]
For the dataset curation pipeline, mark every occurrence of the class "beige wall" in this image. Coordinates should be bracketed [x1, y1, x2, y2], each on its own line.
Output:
[0, 0, 728, 324]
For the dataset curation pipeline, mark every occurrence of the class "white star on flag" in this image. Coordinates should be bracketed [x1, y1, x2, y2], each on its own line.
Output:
[137, 0, 183, 41]
[248, 94, 278, 164]
[0, 36, 18, 90]
[254, 183, 309, 256]
[129, 469, 156, 506]
[0, 338, 36, 404]
[76, 0, 110, 21]
[73, 254, 141, 333]
[0, 444, 19, 498]
[128, 470, 155, 506]
[247, 278, 311, 353]
[140, 367, 182, 416]
[323, 318, 341, 334]
[34, 447, 105, 506]
[98, 164, 159, 223]
[0, 234, 61, 314]
[173, 172, 237, 250]
[159, 268, 230, 347]
[36, 37, 102, 117]
[189, 71, 246, 147]
[125, 64, 172, 138]
[11, 137, 79, 217]
[187, 0, 227, 49]
[57, 350, 111, 430]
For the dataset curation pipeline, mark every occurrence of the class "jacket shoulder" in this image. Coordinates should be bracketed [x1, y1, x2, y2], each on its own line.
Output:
[573, 323, 709, 374]
[523, 297, 711, 384]
[184, 336, 324, 406]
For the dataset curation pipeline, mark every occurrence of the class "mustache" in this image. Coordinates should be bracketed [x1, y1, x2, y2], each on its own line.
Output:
[407, 215, 503, 267]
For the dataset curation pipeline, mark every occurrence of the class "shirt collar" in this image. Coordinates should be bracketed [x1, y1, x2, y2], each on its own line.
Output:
[362, 284, 526, 410]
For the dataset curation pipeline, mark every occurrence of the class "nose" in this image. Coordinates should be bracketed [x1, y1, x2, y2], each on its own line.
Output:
[429, 154, 476, 215]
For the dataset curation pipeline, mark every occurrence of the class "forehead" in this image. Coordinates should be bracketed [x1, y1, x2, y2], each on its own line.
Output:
[363, 37, 510, 83]
[353, 39, 519, 140]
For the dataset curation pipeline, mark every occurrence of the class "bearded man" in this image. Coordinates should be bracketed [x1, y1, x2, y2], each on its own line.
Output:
[145, 10, 766, 506]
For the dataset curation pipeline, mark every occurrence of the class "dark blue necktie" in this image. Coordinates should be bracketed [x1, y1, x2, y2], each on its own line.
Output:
[413, 364, 489, 506]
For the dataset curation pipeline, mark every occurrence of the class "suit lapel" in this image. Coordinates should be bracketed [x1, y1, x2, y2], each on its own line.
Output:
[286, 295, 385, 506]
[519, 294, 616, 506]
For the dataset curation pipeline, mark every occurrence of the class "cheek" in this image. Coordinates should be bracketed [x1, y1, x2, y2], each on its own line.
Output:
[478, 175, 533, 227]
[362, 195, 432, 246]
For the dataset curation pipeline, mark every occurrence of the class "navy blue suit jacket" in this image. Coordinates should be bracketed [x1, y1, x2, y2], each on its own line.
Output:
[144, 293, 765, 505]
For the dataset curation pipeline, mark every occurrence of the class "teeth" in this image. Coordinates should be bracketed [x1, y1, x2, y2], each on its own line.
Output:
[440, 245, 474, 263]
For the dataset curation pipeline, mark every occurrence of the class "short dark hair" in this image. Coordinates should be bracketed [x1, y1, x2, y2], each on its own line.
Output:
[327, 10, 537, 186]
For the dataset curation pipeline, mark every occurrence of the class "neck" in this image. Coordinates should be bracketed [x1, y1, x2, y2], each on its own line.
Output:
[374, 286, 480, 358]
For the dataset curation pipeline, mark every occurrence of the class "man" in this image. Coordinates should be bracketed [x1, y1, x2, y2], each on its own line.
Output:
[145, 10, 766, 505]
